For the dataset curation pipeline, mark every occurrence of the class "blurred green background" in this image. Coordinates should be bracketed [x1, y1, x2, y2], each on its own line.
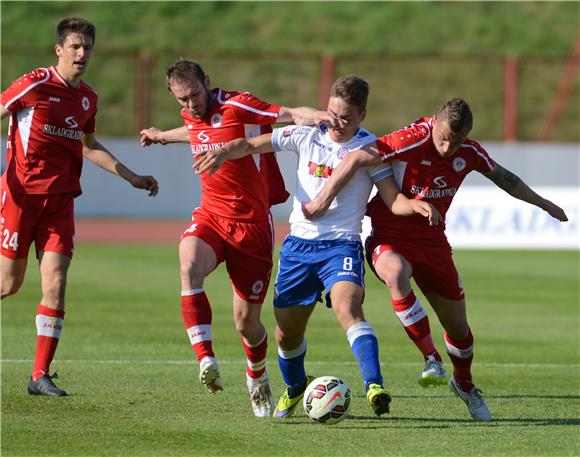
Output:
[2, 1, 579, 141]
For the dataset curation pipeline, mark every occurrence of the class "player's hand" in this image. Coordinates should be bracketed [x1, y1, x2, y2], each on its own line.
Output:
[543, 201, 568, 222]
[139, 127, 165, 147]
[412, 200, 441, 226]
[302, 199, 330, 220]
[131, 175, 159, 196]
[194, 149, 226, 176]
[315, 111, 347, 129]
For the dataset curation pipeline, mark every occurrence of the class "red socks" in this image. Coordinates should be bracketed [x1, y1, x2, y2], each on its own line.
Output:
[242, 331, 268, 379]
[392, 291, 442, 362]
[32, 304, 65, 381]
[181, 289, 214, 362]
[445, 328, 474, 392]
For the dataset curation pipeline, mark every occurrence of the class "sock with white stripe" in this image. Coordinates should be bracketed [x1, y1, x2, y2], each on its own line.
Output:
[392, 291, 442, 362]
[445, 327, 474, 392]
[241, 330, 268, 379]
[181, 289, 214, 362]
[32, 304, 64, 381]
[278, 339, 307, 398]
[347, 321, 383, 388]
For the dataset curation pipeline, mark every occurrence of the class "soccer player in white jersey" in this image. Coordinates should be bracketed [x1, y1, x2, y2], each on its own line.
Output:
[302, 98, 568, 421]
[195, 76, 440, 418]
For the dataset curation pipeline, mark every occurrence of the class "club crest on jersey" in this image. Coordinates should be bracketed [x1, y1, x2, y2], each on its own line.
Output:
[82, 96, 90, 111]
[453, 157, 466, 172]
[336, 147, 348, 160]
[282, 127, 292, 137]
[211, 113, 223, 127]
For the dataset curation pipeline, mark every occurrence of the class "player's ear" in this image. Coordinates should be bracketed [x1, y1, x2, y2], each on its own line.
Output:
[55, 44, 63, 59]
[360, 109, 367, 123]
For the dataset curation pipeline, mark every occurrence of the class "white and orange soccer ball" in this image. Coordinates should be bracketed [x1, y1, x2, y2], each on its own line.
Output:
[303, 376, 351, 425]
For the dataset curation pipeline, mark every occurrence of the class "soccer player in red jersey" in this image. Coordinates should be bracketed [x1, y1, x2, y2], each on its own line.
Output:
[139, 59, 339, 417]
[302, 98, 568, 421]
[0, 17, 159, 397]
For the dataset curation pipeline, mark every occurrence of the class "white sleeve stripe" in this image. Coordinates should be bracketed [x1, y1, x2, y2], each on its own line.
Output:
[370, 168, 393, 183]
[3, 68, 50, 109]
[215, 88, 278, 117]
[380, 122, 432, 161]
[460, 143, 495, 170]
[224, 99, 279, 117]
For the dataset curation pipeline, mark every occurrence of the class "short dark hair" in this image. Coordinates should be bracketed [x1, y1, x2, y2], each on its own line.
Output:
[56, 17, 95, 46]
[437, 98, 473, 132]
[330, 75, 369, 111]
[165, 59, 207, 90]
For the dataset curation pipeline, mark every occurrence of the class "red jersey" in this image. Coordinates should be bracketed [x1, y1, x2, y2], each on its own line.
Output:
[182, 88, 288, 221]
[370, 117, 496, 239]
[1, 66, 98, 196]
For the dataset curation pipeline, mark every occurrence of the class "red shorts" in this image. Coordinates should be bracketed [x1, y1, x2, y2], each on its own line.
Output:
[181, 207, 274, 304]
[365, 233, 465, 301]
[0, 189, 75, 259]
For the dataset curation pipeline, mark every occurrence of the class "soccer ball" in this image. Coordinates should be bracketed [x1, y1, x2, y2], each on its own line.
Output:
[303, 376, 351, 425]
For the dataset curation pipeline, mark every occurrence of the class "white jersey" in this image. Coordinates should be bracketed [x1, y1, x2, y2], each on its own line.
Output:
[272, 124, 392, 240]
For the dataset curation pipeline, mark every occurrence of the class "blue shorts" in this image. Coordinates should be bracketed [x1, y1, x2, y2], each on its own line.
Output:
[273, 235, 365, 308]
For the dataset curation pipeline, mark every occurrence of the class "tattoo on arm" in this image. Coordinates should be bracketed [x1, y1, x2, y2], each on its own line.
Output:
[488, 164, 521, 192]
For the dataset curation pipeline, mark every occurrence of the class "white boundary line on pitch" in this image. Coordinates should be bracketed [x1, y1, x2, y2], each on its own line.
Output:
[1, 359, 578, 368]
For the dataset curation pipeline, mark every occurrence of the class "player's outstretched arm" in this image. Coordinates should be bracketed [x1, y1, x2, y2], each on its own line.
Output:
[194, 133, 274, 175]
[375, 176, 441, 226]
[139, 126, 189, 147]
[83, 133, 159, 196]
[483, 163, 568, 221]
[302, 143, 381, 219]
[278, 106, 346, 129]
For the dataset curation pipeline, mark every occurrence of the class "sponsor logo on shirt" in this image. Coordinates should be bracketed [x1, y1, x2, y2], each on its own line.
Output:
[410, 185, 457, 199]
[308, 161, 333, 178]
[48, 96, 61, 103]
[197, 130, 210, 143]
[312, 138, 332, 151]
[432, 176, 447, 188]
[43, 124, 83, 140]
[420, 160, 431, 166]
[190, 142, 227, 154]
[65, 116, 79, 129]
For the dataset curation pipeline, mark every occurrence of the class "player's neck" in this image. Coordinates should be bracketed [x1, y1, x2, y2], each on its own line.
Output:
[55, 64, 82, 88]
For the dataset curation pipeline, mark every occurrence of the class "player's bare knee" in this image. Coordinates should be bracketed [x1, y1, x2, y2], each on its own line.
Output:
[0, 276, 23, 298]
[382, 269, 408, 292]
[180, 261, 207, 285]
[234, 315, 260, 337]
[275, 327, 302, 350]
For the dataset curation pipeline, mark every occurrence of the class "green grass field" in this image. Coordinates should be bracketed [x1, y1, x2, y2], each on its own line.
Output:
[2, 245, 579, 457]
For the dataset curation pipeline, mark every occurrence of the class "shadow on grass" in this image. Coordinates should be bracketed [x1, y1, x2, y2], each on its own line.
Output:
[354, 394, 580, 401]
[273, 415, 580, 430]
